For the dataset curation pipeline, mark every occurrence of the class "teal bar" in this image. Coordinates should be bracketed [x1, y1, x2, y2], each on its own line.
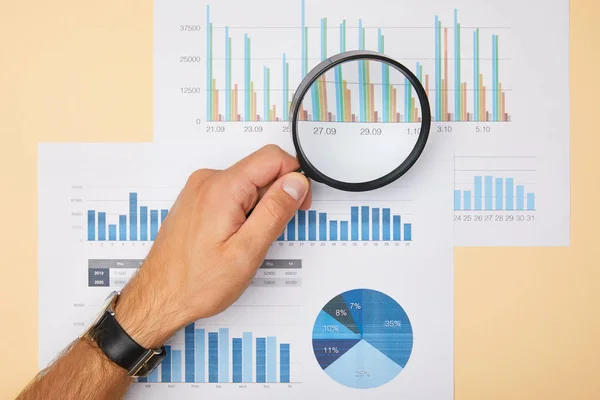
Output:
[495, 178, 504, 210]
[527, 193, 535, 210]
[242, 332, 253, 382]
[484, 176, 493, 210]
[454, 190, 461, 211]
[516, 185, 525, 210]
[506, 178, 515, 210]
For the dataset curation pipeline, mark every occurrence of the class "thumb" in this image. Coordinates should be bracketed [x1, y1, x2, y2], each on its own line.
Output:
[231, 172, 309, 258]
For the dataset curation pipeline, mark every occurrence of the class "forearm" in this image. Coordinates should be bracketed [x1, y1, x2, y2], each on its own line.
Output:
[17, 339, 132, 400]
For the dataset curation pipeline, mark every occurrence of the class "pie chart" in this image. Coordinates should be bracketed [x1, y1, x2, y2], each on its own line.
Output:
[312, 289, 413, 389]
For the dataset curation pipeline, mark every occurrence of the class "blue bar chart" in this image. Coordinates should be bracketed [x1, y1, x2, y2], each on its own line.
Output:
[138, 323, 292, 384]
[454, 175, 535, 211]
[454, 155, 537, 212]
[277, 205, 412, 242]
[87, 192, 169, 242]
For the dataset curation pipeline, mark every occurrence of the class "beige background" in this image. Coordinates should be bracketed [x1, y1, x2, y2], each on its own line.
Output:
[0, 0, 598, 398]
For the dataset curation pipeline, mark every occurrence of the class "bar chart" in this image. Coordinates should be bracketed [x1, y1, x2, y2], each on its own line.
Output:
[205, 0, 511, 123]
[454, 155, 536, 212]
[454, 175, 535, 211]
[137, 323, 293, 384]
[87, 192, 169, 241]
[277, 205, 412, 242]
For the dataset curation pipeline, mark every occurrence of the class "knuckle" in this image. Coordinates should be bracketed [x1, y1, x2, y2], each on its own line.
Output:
[263, 194, 291, 227]
[186, 169, 212, 187]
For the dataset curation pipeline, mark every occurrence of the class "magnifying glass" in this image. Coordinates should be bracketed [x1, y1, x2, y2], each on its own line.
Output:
[290, 50, 431, 192]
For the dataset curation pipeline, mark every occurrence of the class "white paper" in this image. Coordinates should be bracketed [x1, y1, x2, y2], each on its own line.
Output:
[153, 0, 570, 246]
[38, 136, 454, 398]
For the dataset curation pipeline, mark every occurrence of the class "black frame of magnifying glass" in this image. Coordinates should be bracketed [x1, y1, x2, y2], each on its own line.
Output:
[289, 50, 431, 192]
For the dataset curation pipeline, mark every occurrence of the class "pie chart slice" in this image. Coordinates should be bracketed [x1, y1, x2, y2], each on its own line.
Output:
[312, 289, 413, 389]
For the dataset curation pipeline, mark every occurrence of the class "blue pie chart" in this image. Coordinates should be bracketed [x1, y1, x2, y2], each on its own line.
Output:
[312, 289, 413, 389]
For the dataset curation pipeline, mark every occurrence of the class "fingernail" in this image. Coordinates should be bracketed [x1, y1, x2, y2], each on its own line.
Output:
[282, 174, 308, 202]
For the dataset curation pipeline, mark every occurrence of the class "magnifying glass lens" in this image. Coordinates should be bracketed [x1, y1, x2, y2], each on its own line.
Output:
[294, 55, 428, 190]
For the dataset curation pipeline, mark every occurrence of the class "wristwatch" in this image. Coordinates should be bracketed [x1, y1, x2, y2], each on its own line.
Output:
[81, 291, 166, 377]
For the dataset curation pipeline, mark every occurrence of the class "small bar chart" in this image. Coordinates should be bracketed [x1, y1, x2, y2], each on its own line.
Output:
[454, 175, 535, 211]
[454, 155, 536, 212]
[87, 192, 169, 242]
[277, 205, 412, 242]
[137, 323, 292, 384]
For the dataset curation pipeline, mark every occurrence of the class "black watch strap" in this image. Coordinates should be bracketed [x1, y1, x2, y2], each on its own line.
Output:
[89, 311, 165, 376]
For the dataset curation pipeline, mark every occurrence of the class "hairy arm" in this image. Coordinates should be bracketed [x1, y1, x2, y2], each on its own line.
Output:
[17, 146, 311, 399]
[16, 339, 131, 400]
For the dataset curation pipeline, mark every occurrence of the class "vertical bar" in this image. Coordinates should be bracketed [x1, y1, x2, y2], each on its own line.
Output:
[474, 176, 483, 210]
[393, 216, 401, 241]
[340, 221, 349, 241]
[404, 224, 412, 241]
[225, 27, 230, 121]
[358, 19, 364, 122]
[108, 225, 116, 241]
[148, 366, 159, 383]
[527, 193, 535, 210]
[244, 34, 250, 121]
[301, 0, 306, 77]
[382, 208, 391, 240]
[319, 213, 327, 241]
[297, 210, 306, 241]
[361, 206, 369, 241]
[219, 328, 229, 382]
[172, 350, 182, 383]
[444, 27, 448, 121]
[495, 178, 504, 210]
[454, 9, 460, 121]
[351, 206, 359, 241]
[454, 190, 461, 211]
[329, 221, 338, 241]
[185, 324, 195, 383]
[516, 185, 525, 210]
[267, 337, 276, 383]
[150, 210, 158, 241]
[287, 215, 296, 241]
[506, 178, 515, 210]
[87, 210, 95, 241]
[119, 215, 126, 241]
[264, 67, 268, 122]
[280, 344, 290, 383]
[206, 6, 211, 121]
[435, 15, 440, 121]
[283, 54, 288, 120]
[242, 332, 253, 383]
[308, 211, 317, 241]
[464, 190, 472, 210]
[484, 176, 493, 210]
[195, 329, 205, 383]
[98, 212, 106, 241]
[208, 332, 218, 383]
[321, 18, 327, 61]
[233, 338, 243, 383]
[160, 209, 168, 224]
[492, 35, 496, 121]
[372, 208, 380, 241]
[162, 346, 172, 383]
[129, 193, 137, 240]
[140, 206, 148, 241]
[256, 338, 266, 383]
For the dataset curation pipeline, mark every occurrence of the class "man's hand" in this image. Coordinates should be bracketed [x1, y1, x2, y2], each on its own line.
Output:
[17, 145, 311, 400]
[114, 145, 312, 348]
